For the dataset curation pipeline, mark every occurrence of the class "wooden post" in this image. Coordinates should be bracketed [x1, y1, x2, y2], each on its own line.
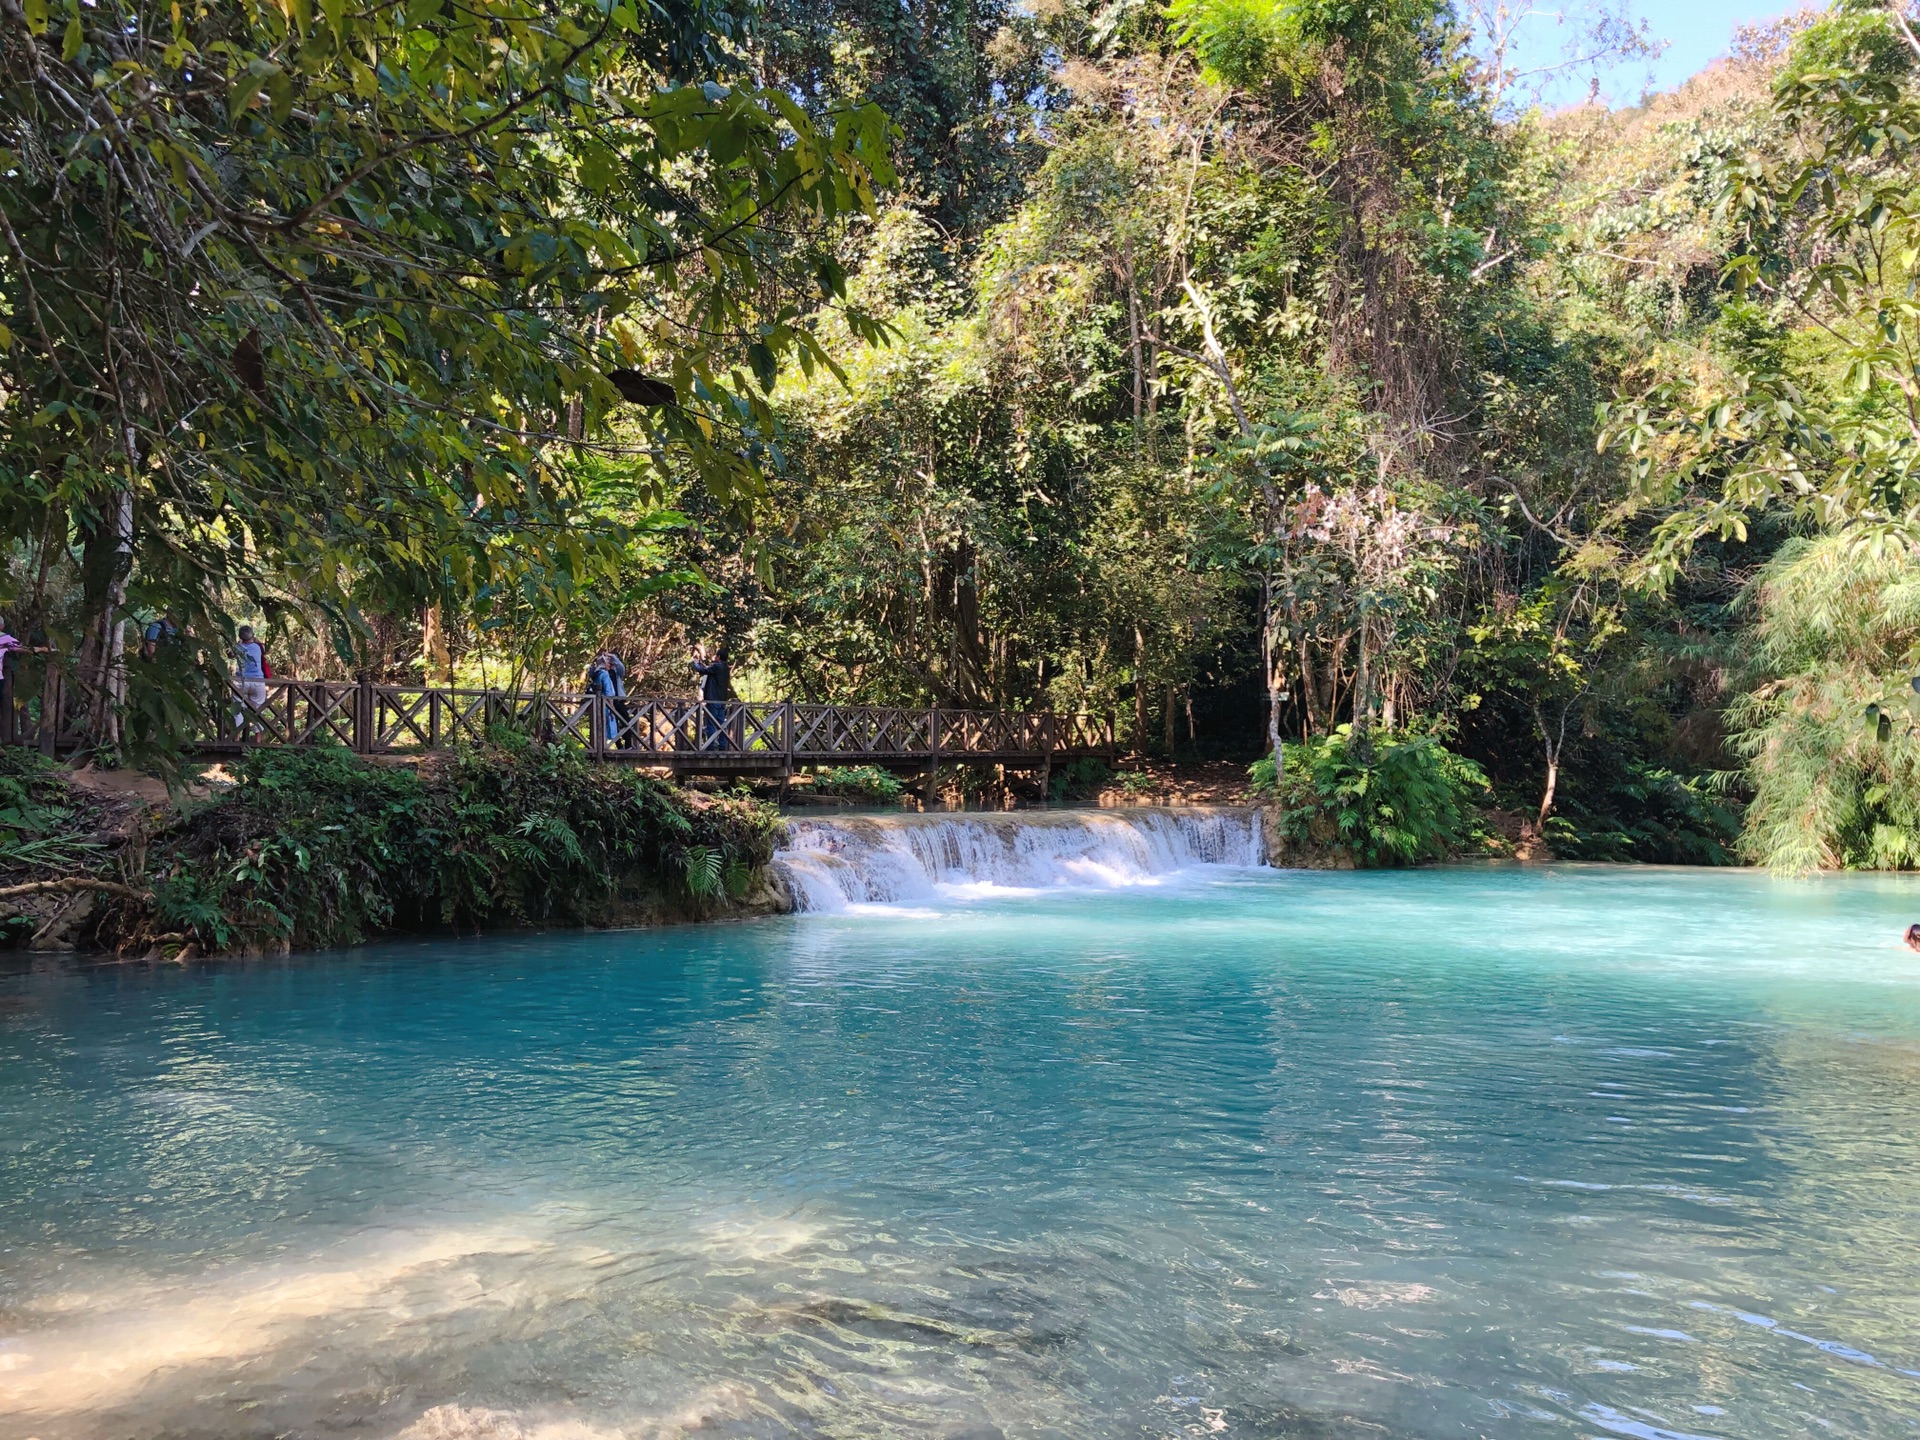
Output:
[926, 705, 940, 808]
[1040, 713, 1055, 800]
[591, 695, 606, 759]
[782, 701, 795, 778]
[355, 675, 374, 755]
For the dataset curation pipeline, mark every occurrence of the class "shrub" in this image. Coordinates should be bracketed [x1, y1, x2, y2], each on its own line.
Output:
[1247, 752, 1281, 797]
[809, 765, 905, 803]
[1048, 756, 1112, 803]
[0, 748, 115, 946]
[1251, 728, 1490, 866]
[123, 740, 780, 953]
[1729, 534, 1920, 872]
[1547, 761, 1738, 865]
[0, 747, 108, 881]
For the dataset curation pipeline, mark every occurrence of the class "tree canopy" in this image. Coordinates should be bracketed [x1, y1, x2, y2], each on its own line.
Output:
[0, 0, 889, 745]
[13, 0, 1920, 872]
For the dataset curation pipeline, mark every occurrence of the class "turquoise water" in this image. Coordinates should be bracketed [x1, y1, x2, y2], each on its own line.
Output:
[4, 862, 1920, 1439]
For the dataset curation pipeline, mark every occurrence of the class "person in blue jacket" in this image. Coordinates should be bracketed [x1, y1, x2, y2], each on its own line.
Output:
[585, 652, 619, 743]
[604, 647, 633, 747]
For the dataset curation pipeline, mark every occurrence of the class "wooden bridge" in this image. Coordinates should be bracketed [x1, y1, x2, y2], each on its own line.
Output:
[3, 673, 1115, 778]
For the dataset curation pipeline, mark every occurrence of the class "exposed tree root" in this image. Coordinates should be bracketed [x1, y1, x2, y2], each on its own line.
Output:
[0, 876, 150, 905]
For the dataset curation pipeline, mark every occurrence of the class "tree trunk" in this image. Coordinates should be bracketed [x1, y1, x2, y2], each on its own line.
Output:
[1349, 613, 1374, 765]
[1133, 626, 1148, 755]
[421, 604, 453, 686]
[1126, 282, 1144, 438]
[1321, 631, 1352, 736]
[78, 489, 134, 749]
[1536, 752, 1559, 834]
[1262, 574, 1286, 787]
[1533, 701, 1564, 833]
[1267, 677, 1285, 782]
[1296, 636, 1320, 737]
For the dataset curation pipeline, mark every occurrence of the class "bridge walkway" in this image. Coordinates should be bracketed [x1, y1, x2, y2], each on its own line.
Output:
[3, 675, 1115, 778]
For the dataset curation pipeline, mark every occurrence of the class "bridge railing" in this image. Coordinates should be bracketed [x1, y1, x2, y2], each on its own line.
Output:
[3, 670, 1114, 766]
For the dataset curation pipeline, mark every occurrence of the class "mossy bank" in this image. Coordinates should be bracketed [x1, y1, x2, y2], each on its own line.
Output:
[1, 743, 787, 959]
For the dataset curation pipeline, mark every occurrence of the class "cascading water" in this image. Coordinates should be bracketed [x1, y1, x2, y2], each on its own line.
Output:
[772, 806, 1266, 911]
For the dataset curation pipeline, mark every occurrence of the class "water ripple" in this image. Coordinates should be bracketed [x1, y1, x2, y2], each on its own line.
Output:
[2, 864, 1919, 1438]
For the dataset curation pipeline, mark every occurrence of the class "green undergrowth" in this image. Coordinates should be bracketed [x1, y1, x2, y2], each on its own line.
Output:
[1252, 729, 1736, 865]
[0, 748, 109, 880]
[1251, 728, 1492, 866]
[808, 765, 906, 804]
[108, 740, 781, 954]
[1538, 762, 1737, 865]
[1047, 756, 1112, 803]
[0, 748, 113, 946]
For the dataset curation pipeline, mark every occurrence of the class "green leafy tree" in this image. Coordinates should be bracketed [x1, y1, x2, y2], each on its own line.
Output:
[1468, 580, 1626, 835]
[1601, 1, 1920, 576]
[0, 0, 891, 754]
[749, 0, 1053, 236]
[1732, 531, 1920, 872]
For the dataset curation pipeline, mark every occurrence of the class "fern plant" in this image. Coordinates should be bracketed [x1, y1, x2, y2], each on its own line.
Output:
[680, 845, 725, 899]
[0, 748, 107, 877]
[1254, 727, 1489, 866]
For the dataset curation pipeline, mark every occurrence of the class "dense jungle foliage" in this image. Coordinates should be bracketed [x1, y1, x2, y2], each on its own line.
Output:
[0, 742, 781, 954]
[11, 0, 1920, 873]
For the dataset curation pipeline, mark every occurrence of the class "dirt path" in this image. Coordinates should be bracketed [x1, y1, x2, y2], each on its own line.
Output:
[1093, 759, 1256, 807]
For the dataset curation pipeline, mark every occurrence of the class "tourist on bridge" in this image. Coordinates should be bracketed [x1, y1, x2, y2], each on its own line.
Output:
[231, 625, 269, 736]
[691, 642, 731, 750]
[141, 612, 178, 660]
[585, 651, 620, 744]
[0, 618, 52, 709]
[604, 646, 634, 748]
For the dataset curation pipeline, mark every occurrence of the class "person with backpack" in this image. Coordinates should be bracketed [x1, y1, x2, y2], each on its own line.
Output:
[141, 612, 179, 661]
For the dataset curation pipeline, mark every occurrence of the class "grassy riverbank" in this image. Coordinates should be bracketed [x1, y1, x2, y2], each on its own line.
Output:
[1, 743, 784, 958]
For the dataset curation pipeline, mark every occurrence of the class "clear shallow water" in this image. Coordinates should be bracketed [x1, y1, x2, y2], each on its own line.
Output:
[3, 861, 1920, 1440]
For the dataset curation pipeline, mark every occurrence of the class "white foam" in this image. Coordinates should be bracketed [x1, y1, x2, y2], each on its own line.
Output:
[772, 807, 1265, 912]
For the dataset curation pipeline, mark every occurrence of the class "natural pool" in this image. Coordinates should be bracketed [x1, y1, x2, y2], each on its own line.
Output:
[3, 849, 1920, 1440]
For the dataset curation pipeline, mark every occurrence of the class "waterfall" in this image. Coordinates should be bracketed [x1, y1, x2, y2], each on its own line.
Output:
[772, 807, 1266, 912]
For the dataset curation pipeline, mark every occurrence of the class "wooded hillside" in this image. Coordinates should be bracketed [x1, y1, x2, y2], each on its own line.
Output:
[9, 0, 1920, 870]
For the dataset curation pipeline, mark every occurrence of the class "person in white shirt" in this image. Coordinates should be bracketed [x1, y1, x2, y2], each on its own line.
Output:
[233, 624, 268, 735]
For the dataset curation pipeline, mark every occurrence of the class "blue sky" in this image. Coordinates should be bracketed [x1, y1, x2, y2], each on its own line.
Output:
[1502, 1, 1818, 106]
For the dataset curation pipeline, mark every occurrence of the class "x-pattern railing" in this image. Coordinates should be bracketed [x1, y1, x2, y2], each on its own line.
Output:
[791, 703, 936, 758]
[4, 673, 1116, 767]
